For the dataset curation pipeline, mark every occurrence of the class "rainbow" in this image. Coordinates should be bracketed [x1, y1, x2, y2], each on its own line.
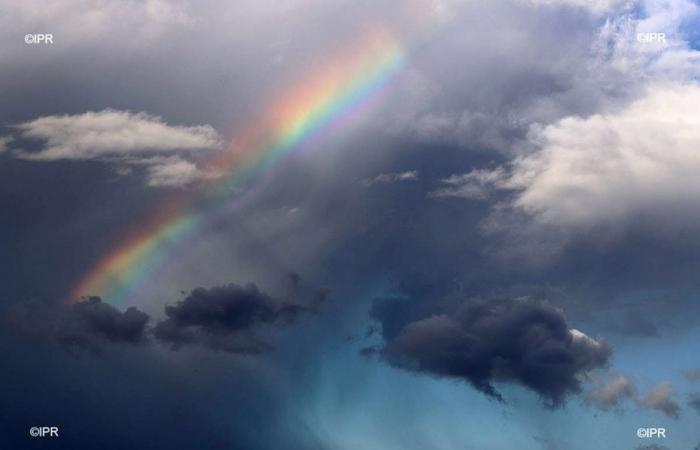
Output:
[68, 29, 406, 305]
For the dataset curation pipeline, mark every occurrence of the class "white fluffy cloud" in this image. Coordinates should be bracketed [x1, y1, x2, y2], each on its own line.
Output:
[442, 83, 700, 233]
[5, 109, 222, 187]
[508, 83, 700, 229]
[17, 109, 221, 160]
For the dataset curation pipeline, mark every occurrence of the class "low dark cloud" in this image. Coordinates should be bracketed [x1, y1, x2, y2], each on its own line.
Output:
[7, 296, 150, 352]
[376, 298, 610, 406]
[153, 280, 325, 353]
[7, 276, 325, 357]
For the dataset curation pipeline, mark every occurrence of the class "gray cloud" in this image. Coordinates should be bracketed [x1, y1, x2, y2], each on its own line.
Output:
[377, 298, 610, 406]
[7, 275, 327, 357]
[7, 297, 150, 352]
[153, 280, 325, 353]
[586, 374, 637, 410]
[642, 381, 680, 419]
[586, 373, 689, 418]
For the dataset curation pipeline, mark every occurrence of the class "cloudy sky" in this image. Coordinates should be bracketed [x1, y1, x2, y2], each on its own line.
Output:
[2, 0, 700, 449]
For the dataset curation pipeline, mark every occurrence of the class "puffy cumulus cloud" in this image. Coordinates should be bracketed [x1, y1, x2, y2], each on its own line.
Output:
[153, 281, 326, 353]
[585, 373, 637, 410]
[448, 83, 700, 240]
[642, 381, 680, 419]
[16, 109, 221, 161]
[510, 83, 700, 229]
[7, 297, 150, 352]
[376, 298, 610, 406]
[361, 170, 419, 187]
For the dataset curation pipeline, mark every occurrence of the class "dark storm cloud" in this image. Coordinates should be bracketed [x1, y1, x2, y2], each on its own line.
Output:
[153, 280, 325, 353]
[7, 275, 325, 357]
[7, 296, 149, 352]
[68, 296, 149, 343]
[376, 298, 610, 405]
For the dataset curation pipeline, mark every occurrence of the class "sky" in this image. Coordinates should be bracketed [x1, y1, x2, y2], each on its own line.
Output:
[2, 0, 700, 449]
